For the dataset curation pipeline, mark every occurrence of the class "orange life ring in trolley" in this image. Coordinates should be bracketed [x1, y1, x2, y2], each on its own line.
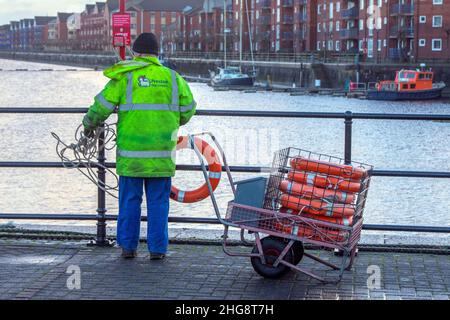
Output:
[279, 180, 355, 204]
[170, 136, 222, 203]
[280, 194, 355, 218]
[290, 157, 367, 181]
[287, 171, 362, 193]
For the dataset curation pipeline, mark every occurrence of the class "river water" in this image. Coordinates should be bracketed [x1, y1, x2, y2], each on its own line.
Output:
[0, 59, 449, 239]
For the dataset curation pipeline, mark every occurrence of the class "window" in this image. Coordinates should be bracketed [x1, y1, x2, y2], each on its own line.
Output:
[337, 2, 341, 12]
[317, 41, 321, 50]
[336, 21, 340, 31]
[328, 40, 333, 50]
[383, 39, 386, 47]
[384, 17, 387, 24]
[360, 0, 365, 10]
[336, 40, 340, 51]
[317, 5, 321, 14]
[432, 16, 443, 27]
[330, 3, 334, 19]
[432, 39, 442, 51]
[377, 39, 381, 51]
[317, 22, 321, 32]
[419, 39, 426, 47]
[359, 19, 364, 30]
[419, 16, 426, 23]
[433, 0, 443, 4]
[329, 21, 333, 32]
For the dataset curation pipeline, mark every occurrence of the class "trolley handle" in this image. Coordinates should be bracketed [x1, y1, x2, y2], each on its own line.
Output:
[186, 133, 235, 224]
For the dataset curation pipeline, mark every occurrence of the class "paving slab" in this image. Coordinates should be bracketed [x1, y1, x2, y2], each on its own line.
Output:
[0, 240, 448, 300]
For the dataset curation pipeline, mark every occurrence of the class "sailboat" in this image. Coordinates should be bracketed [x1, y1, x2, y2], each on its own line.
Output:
[211, 0, 255, 87]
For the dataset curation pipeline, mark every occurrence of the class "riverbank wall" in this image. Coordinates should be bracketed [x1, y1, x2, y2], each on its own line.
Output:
[1, 50, 449, 91]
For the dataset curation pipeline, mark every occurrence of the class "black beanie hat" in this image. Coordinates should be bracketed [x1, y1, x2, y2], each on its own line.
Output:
[132, 33, 159, 55]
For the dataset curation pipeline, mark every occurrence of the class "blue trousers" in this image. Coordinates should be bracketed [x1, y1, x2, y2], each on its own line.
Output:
[117, 176, 172, 254]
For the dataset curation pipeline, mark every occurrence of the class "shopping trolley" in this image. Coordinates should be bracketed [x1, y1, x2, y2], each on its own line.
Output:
[187, 133, 373, 283]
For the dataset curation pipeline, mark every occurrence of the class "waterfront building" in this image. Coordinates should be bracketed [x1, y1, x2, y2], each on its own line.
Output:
[67, 13, 82, 50]
[19, 19, 34, 50]
[10, 21, 20, 50]
[0, 24, 11, 50]
[33, 16, 57, 50]
[80, 3, 107, 51]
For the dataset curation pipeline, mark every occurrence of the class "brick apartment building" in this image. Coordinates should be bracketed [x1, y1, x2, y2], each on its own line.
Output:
[0, 24, 11, 50]
[80, 3, 108, 51]
[1, 0, 449, 62]
[45, 13, 73, 50]
[19, 19, 34, 50]
[9, 21, 20, 50]
[33, 16, 56, 50]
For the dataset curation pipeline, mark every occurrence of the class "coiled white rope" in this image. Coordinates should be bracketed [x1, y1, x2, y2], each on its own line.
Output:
[51, 123, 120, 199]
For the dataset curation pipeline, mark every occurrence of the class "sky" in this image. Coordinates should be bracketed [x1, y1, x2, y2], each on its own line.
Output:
[0, 0, 88, 25]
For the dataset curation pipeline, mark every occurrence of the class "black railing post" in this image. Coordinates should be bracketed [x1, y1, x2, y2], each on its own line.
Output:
[91, 122, 113, 247]
[344, 111, 353, 164]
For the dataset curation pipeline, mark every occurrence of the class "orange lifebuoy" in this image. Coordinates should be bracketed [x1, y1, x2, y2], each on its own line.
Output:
[279, 180, 355, 204]
[170, 136, 222, 203]
[287, 171, 362, 193]
[272, 217, 347, 242]
[280, 194, 355, 218]
[290, 157, 367, 181]
[279, 207, 353, 226]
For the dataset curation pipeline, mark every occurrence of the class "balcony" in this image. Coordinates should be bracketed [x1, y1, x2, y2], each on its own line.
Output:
[297, 0, 308, 5]
[282, 0, 294, 6]
[282, 15, 294, 24]
[257, 16, 271, 25]
[340, 28, 359, 39]
[388, 48, 409, 60]
[341, 7, 359, 19]
[282, 32, 294, 40]
[389, 26, 414, 38]
[260, 0, 271, 9]
[390, 4, 414, 16]
[255, 31, 271, 41]
[297, 13, 307, 22]
[295, 30, 306, 38]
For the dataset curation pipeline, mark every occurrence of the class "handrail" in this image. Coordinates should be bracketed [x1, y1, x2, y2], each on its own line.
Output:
[1, 107, 449, 244]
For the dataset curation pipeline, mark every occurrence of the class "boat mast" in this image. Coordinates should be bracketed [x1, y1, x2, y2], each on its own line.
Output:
[239, 0, 243, 71]
[245, 0, 256, 76]
[224, 0, 227, 69]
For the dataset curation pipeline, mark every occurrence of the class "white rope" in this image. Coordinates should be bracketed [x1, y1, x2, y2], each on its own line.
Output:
[51, 123, 120, 199]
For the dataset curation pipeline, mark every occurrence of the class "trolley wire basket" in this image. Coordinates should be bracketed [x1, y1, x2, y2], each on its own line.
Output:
[223, 147, 373, 282]
[187, 133, 373, 283]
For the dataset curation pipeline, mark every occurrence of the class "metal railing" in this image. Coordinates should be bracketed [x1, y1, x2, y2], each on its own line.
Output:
[0, 108, 450, 245]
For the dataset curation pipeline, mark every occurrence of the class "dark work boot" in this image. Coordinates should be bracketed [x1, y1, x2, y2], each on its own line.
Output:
[150, 253, 166, 260]
[121, 249, 137, 259]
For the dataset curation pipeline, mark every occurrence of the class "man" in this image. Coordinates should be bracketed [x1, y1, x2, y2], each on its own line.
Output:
[82, 33, 196, 260]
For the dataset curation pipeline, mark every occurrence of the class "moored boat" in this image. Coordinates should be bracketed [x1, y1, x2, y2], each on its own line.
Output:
[367, 67, 446, 101]
[210, 67, 255, 87]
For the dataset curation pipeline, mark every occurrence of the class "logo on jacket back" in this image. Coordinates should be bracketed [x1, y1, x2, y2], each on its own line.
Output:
[138, 76, 169, 88]
[138, 76, 150, 87]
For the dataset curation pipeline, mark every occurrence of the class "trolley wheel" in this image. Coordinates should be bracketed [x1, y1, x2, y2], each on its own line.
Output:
[251, 236, 294, 279]
[292, 241, 304, 265]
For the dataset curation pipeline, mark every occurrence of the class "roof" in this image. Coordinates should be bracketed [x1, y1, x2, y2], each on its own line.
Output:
[96, 2, 106, 11]
[34, 16, 57, 25]
[85, 4, 95, 14]
[134, 0, 204, 12]
[57, 12, 73, 22]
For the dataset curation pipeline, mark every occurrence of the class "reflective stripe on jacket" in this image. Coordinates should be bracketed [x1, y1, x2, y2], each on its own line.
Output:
[82, 56, 196, 178]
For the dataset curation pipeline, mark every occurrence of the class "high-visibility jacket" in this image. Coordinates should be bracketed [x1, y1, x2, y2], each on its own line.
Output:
[82, 56, 196, 178]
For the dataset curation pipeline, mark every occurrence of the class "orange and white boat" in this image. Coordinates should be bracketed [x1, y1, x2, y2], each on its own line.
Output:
[367, 67, 446, 101]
